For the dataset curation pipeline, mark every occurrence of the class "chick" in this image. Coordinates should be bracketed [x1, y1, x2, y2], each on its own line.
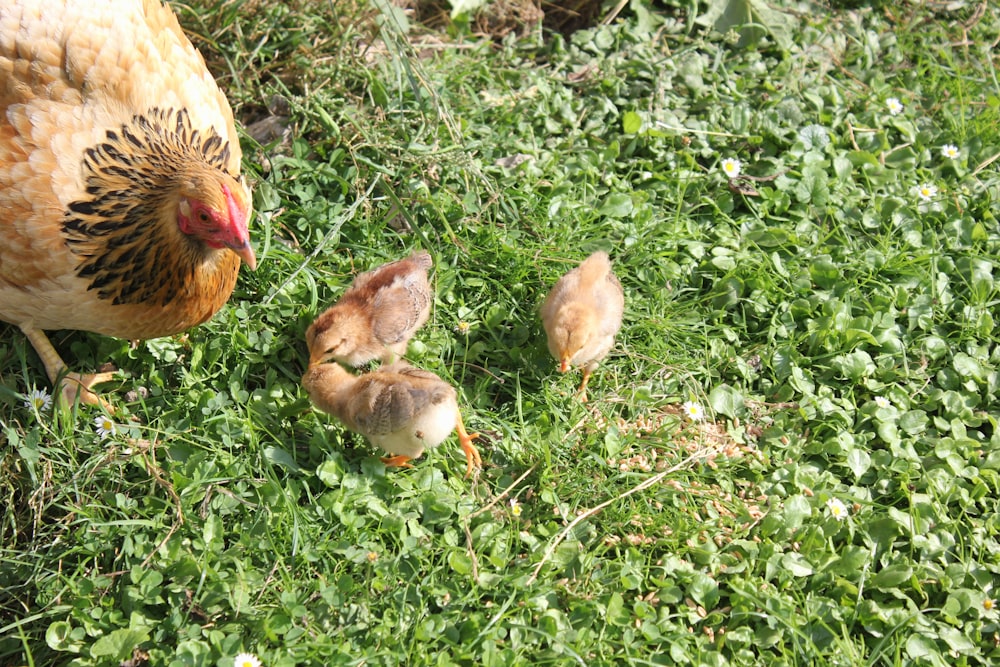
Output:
[306, 250, 433, 367]
[540, 251, 625, 402]
[302, 361, 482, 477]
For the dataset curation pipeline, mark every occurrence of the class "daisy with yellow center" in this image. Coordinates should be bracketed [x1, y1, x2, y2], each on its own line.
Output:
[720, 157, 742, 178]
[916, 183, 938, 201]
[874, 396, 891, 409]
[886, 98, 903, 115]
[93, 415, 117, 439]
[510, 498, 523, 517]
[826, 498, 849, 521]
[234, 653, 261, 667]
[682, 401, 705, 421]
[23, 388, 53, 412]
[941, 144, 959, 159]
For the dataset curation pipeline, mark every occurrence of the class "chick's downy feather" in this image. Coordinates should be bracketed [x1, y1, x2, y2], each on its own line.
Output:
[302, 361, 481, 477]
[0, 0, 255, 404]
[541, 251, 624, 400]
[306, 251, 433, 367]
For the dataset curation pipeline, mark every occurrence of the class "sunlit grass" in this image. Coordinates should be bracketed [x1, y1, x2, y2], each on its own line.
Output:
[2, 1, 1000, 665]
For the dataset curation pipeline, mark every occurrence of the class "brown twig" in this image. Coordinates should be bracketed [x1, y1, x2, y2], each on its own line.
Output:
[972, 150, 1000, 176]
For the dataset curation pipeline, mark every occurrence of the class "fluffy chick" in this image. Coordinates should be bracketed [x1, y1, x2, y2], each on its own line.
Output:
[306, 250, 433, 367]
[540, 251, 625, 401]
[302, 361, 482, 477]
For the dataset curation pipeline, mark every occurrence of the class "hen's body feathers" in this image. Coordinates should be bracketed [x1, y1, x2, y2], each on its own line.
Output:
[0, 0, 255, 404]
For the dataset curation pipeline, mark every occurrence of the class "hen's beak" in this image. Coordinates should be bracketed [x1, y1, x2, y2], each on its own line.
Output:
[221, 182, 257, 270]
[559, 356, 571, 373]
[230, 241, 257, 271]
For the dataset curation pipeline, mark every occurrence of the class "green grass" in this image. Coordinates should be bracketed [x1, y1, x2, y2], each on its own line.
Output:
[3, 1, 1000, 665]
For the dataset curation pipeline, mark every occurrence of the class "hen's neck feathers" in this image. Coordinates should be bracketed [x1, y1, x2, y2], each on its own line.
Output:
[62, 107, 241, 308]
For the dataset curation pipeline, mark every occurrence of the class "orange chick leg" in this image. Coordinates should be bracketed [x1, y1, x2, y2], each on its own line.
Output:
[455, 415, 482, 478]
[577, 368, 593, 403]
[380, 455, 415, 468]
[21, 326, 115, 409]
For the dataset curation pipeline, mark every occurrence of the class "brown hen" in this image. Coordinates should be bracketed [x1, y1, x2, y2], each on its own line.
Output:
[302, 361, 482, 477]
[306, 251, 433, 367]
[0, 0, 256, 407]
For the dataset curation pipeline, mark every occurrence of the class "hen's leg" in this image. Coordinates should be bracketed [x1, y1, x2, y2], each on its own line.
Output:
[21, 327, 115, 409]
[455, 415, 482, 478]
[380, 455, 414, 468]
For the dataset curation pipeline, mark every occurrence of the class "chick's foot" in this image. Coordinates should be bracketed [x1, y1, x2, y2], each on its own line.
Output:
[381, 455, 415, 469]
[456, 418, 482, 478]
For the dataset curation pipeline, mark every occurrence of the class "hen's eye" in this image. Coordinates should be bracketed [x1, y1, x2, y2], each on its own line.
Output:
[198, 211, 210, 223]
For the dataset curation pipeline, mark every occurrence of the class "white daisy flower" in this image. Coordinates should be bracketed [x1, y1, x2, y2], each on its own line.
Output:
[682, 401, 705, 421]
[984, 597, 997, 618]
[941, 144, 960, 159]
[93, 415, 117, 439]
[720, 157, 742, 178]
[510, 498, 523, 517]
[874, 396, 891, 409]
[915, 183, 938, 201]
[23, 388, 53, 412]
[886, 98, 903, 115]
[234, 653, 262, 667]
[826, 498, 849, 521]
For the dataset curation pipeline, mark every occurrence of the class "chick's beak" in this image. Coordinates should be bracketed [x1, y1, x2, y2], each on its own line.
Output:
[308, 350, 325, 368]
[559, 356, 571, 373]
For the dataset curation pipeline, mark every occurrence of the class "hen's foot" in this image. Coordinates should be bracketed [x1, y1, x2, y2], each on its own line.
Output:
[21, 326, 116, 410]
[58, 371, 117, 410]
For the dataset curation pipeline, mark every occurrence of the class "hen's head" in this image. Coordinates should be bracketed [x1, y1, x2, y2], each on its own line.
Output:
[177, 172, 256, 270]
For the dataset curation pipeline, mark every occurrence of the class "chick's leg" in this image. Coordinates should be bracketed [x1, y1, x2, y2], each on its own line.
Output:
[381, 455, 415, 468]
[455, 414, 482, 478]
[577, 367, 593, 403]
[21, 326, 115, 409]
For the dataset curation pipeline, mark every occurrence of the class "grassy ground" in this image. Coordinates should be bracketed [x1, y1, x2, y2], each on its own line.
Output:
[2, 0, 1000, 665]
